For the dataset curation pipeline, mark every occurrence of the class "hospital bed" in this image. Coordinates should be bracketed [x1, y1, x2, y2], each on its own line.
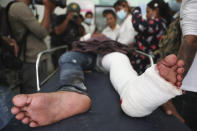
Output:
[2, 46, 191, 131]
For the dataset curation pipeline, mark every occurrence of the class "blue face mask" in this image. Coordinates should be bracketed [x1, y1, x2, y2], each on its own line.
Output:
[117, 9, 127, 20]
[85, 18, 92, 25]
[168, 0, 181, 12]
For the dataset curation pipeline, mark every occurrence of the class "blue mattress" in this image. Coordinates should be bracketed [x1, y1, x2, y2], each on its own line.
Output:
[3, 71, 191, 131]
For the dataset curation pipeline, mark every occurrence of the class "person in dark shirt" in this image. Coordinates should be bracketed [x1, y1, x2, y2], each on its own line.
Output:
[50, 2, 82, 67]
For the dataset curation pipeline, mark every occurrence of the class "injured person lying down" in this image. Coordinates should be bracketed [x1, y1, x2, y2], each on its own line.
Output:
[11, 36, 184, 127]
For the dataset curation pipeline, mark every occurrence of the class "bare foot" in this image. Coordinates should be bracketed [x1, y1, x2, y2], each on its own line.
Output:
[11, 91, 91, 127]
[156, 54, 184, 87]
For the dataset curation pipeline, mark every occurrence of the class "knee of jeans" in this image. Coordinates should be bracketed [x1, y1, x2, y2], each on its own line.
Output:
[59, 52, 80, 66]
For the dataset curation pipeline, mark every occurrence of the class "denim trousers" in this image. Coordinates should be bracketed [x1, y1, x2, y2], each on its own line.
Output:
[0, 85, 14, 130]
[58, 51, 96, 92]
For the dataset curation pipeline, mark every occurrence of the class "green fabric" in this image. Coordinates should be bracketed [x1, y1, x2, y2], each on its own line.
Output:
[157, 17, 182, 59]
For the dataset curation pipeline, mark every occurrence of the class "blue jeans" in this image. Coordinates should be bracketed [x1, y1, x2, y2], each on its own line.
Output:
[58, 51, 96, 94]
[0, 85, 14, 130]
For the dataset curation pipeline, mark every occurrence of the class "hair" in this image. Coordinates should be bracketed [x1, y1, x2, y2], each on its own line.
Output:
[113, 1, 121, 8]
[147, 0, 173, 26]
[78, 14, 84, 21]
[85, 11, 93, 17]
[103, 9, 116, 19]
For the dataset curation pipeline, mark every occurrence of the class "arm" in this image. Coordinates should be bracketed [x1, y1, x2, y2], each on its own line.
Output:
[178, 0, 197, 77]
[9, 2, 54, 40]
[177, 35, 197, 77]
[41, 0, 56, 31]
[54, 12, 74, 35]
[132, 7, 159, 35]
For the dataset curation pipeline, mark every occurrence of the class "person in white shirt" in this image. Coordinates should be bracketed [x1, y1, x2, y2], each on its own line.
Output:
[114, 0, 138, 46]
[176, 0, 197, 130]
[82, 11, 96, 35]
[102, 10, 120, 41]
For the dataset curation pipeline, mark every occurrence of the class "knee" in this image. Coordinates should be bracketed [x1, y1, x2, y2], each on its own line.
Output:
[58, 52, 80, 66]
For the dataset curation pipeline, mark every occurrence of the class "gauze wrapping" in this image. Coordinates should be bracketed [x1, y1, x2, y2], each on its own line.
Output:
[102, 52, 182, 117]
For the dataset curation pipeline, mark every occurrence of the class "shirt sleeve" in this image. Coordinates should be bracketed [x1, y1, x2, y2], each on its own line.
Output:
[9, 2, 48, 40]
[180, 0, 197, 36]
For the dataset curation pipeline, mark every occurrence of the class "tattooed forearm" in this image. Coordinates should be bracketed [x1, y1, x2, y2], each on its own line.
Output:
[177, 35, 197, 77]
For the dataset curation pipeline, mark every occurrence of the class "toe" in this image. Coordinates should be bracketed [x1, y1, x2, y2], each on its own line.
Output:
[176, 82, 182, 87]
[11, 106, 20, 114]
[15, 112, 25, 120]
[163, 54, 177, 67]
[177, 74, 183, 82]
[22, 117, 30, 124]
[12, 95, 30, 107]
[177, 68, 184, 74]
[177, 60, 184, 67]
[29, 121, 39, 128]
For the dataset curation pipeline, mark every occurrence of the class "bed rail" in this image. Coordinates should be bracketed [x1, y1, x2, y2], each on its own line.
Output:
[36, 45, 68, 91]
[36, 48, 154, 91]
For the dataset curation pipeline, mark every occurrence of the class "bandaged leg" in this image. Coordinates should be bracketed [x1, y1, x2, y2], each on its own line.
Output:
[102, 52, 182, 117]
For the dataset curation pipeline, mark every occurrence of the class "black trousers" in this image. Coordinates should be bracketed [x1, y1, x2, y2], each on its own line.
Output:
[181, 92, 197, 131]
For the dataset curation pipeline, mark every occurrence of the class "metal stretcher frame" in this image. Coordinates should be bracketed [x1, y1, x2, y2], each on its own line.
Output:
[36, 47, 154, 91]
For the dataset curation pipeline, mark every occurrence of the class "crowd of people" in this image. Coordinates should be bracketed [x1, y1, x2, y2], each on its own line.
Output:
[0, 0, 197, 131]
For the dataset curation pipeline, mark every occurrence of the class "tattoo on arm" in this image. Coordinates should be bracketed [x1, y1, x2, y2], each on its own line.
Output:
[177, 36, 197, 78]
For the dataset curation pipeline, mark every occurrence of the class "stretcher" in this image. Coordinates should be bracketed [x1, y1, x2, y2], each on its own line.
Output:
[2, 46, 191, 131]
[33, 46, 191, 131]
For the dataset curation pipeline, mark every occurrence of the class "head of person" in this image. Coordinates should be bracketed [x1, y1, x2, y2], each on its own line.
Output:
[84, 11, 93, 25]
[67, 2, 81, 15]
[168, 0, 182, 12]
[115, 0, 130, 20]
[146, 0, 173, 25]
[76, 14, 84, 25]
[113, 1, 121, 12]
[103, 10, 117, 29]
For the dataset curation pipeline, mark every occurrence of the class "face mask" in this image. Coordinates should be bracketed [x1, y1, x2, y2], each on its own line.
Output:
[117, 9, 127, 20]
[85, 18, 92, 25]
[168, 0, 181, 12]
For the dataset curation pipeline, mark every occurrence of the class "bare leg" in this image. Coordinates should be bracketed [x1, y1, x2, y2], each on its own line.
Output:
[11, 91, 91, 127]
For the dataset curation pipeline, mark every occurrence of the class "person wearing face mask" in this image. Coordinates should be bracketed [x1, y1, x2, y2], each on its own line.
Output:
[114, 0, 138, 46]
[168, 0, 182, 13]
[82, 11, 96, 35]
[130, 0, 173, 74]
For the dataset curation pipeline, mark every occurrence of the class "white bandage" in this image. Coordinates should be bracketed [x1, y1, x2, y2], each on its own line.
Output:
[102, 52, 182, 117]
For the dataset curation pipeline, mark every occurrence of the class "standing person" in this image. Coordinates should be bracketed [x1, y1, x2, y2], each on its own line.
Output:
[8, 0, 55, 93]
[131, 0, 173, 74]
[51, 3, 82, 67]
[102, 10, 120, 41]
[177, 0, 197, 130]
[82, 11, 96, 35]
[51, 2, 82, 49]
[114, 0, 138, 46]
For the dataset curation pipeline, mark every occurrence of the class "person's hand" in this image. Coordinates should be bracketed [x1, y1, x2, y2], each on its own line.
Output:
[66, 12, 74, 21]
[43, 0, 56, 12]
[2, 36, 19, 57]
[162, 100, 185, 123]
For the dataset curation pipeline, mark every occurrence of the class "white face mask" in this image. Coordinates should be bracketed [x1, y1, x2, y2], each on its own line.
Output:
[85, 18, 92, 25]
[168, 0, 181, 12]
[117, 9, 127, 20]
